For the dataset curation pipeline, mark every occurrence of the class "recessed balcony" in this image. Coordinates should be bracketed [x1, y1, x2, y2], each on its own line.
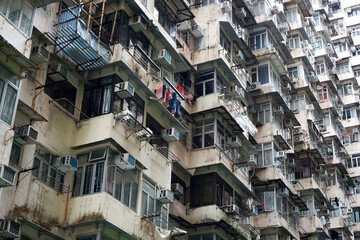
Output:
[299, 214, 330, 238]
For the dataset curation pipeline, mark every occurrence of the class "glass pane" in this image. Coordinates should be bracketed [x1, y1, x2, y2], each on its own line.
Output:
[115, 170, 123, 201]
[123, 177, 131, 207]
[0, 0, 9, 15]
[93, 162, 104, 193]
[8, 0, 21, 26]
[20, 2, 34, 36]
[141, 192, 148, 216]
[83, 165, 94, 195]
[32, 158, 40, 177]
[73, 167, 83, 197]
[1, 84, 17, 125]
[130, 181, 138, 211]
[205, 81, 214, 94]
[9, 142, 21, 166]
[204, 133, 214, 147]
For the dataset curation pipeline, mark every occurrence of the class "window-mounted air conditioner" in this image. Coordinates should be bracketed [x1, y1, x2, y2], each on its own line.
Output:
[228, 136, 242, 148]
[129, 15, 147, 32]
[293, 127, 303, 135]
[294, 134, 304, 143]
[177, 20, 192, 31]
[157, 49, 172, 65]
[56, 156, 78, 172]
[48, 64, 69, 82]
[0, 164, 16, 188]
[161, 128, 180, 142]
[250, 82, 260, 90]
[14, 125, 38, 145]
[0, 220, 20, 238]
[114, 82, 135, 99]
[171, 183, 184, 196]
[114, 109, 134, 121]
[191, 25, 204, 38]
[114, 153, 136, 170]
[220, 1, 232, 13]
[30, 46, 49, 64]
[222, 204, 240, 215]
[157, 189, 174, 203]
[279, 188, 289, 196]
[247, 155, 257, 166]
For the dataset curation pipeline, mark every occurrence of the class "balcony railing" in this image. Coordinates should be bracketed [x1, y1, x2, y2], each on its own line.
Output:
[127, 45, 161, 79]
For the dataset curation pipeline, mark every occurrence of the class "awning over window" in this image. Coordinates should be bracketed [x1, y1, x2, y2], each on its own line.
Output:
[0, 35, 36, 72]
[17, 100, 48, 122]
[168, 0, 195, 22]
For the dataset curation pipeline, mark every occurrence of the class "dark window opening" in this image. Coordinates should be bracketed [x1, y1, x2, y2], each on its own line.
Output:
[44, 79, 77, 114]
[155, 0, 178, 40]
[146, 114, 168, 157]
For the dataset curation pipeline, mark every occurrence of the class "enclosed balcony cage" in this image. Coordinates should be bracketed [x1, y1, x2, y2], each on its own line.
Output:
[52, 0, 117, 70]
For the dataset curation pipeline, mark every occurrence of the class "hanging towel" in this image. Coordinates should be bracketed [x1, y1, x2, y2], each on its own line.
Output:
[177, 84, 183, 94]
[155, 81, 163, 99]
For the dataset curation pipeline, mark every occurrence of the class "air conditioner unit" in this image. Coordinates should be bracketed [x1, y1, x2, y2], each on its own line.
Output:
[114, 82, 135, 99]
[294, 134, 304, 143]
[14, 125, 38, 144]
[250, 82, 260, 90]
[191, 25, 204, 38]
[0, 220, 20, 238]
[248, 206, 258, 216]
[177, 20, 192, 31]
[340, 202, 347, 208]
[156, 49, 172, 65]
[114, 109, 134, 121]
[129, 15, 147, 32]
[247, 155, 257, 166]
[114, 153, 136, 170]
[48, 64, 69, 82]
[292, 206, 300, 214]
[171, 183, 184, 196]
[56, 156, 78, 172]
[228, 136, 242, 148]
[235, 7, 247, 18]
[293, 127, 303, 135]
[275, 151, 285, 159]
[279, 188, 289, 196]
[348, 208, 353, 214]
[30, 45, 49, 64]
[157, 189, 174, 203]
[220, 1, 232, 12]
[222, 204, 240, 215]
[161, 128, 180, 142]
[0, 164, 16, 188]
[306, 104, 314, 111]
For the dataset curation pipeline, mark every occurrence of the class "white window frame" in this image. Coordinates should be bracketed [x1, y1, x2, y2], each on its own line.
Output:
[289, 34, 300, 49]
[257, 142, 274, 166]
[340, 83, 353, 96]
[249, 30, 267, 50]
[291, 93, 306, 110]
[285, 8, 298, 22]
[317, 86, 328, 100]
[343, 107, 357, 120]
[257, 101, 272, 124]
[315, 61, 326, 75]
[0, 0, 35, 36]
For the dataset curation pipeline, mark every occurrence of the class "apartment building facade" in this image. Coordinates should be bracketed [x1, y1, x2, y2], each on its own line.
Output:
[0, 0, 359, 239]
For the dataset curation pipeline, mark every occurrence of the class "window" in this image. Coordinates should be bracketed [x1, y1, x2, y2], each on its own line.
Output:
[141, 178, 169, 228]
[155, 0, 177, 40]
[348, 154, 360, 168]
[252, 2, 267, 16]
[249, 30, 267, 50]
[353, 47, 360, 56]
[32, 146, 64, 192]
[313, 37, 323, 49]
[315, 61, 326, 75]
[193, 118, 215, 148]
[73, 148, 109, 197]
[301, 195, 315, 215]
[107, 168, 139, 211]
[285, 8, 298, 22]
[0, 64, 19, 126]
[288, 67, 298, 79]
[323, 112, 331, 126]
[0, 0, 35, 36]
[313, 14, 320, 26]
[351, 25, 360, 37]
[343, 107, 357, 120]
[44, 79, 77, 114]
[195, 70, 224, 97]
[256, 142, 273, 166]
[251, 64, 269, 84]
[348, 7, 360, 17]
[289, 34, 300, 49]
[194, 30, 206, 51]
[317, 86, 328, 100]
[9, 141, 22, 166]
[352, 208, 360, 222]
[291, 93, 306, 110]
[257, 102, 271, 124]
[339, 83, 353, 96]
[336, 63, 349, 75]
[355, 69, 360, 77]
[334, 42, 347, 53]
[220, 29, 231, 62]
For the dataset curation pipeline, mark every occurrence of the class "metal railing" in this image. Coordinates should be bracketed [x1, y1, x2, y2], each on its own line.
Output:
[126, 45, 161, 79]
[49, 98, 89, 122]
[37, 175, 68, 194]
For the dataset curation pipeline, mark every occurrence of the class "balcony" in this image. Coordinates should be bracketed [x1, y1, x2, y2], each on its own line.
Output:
[283, 0, 311, 17]
[341, 94, 359, 106]
[74, 113, 173, 185]
[170, 201, 252, 239]
[296, 177, 327, 198]
[299, 215, 330, 238]
[350, 193, 360, 208]
[330, 216, 352, 233]
[337, 70, 356, 82]
[255, 165, 296, 194]
[253, 211, 300, 240]
[341, 117, 360, 129]
[51, 2, 115, 70]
